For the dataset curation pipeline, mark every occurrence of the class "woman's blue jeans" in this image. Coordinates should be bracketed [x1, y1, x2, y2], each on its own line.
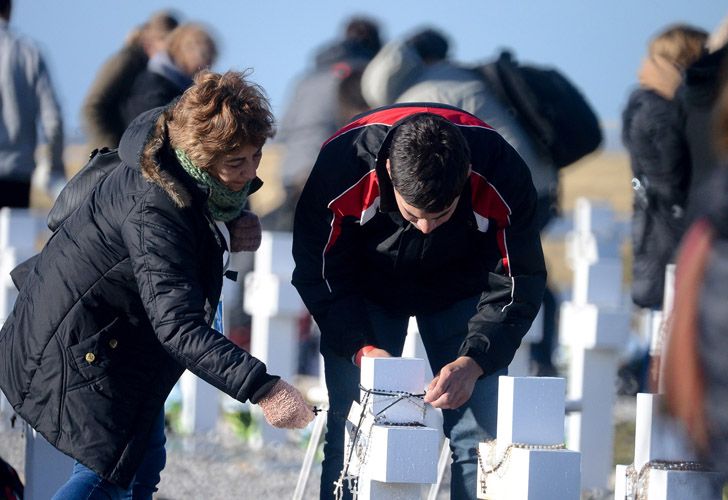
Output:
[319, 295, 504, 500]
[51, 410, 166, 500]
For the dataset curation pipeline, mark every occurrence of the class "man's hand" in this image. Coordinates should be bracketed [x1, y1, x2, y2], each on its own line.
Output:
[424, 356, 484, 409]
[355, 345, 391, 366]
[363, 347, 391, 359]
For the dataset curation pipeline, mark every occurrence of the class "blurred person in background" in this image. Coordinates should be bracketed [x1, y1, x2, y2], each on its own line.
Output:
[677, 15, 728, 223]
[121, 22, 217, 130]
[362, 27, 561, 375]
[264, 15, 382, 232]
[623, 24, 707, 310]
[0, 0, 64, 208]
[621, 25, 708, 391]
[663, 77, 728, 478]
[82, 10, 179, 150]
[0, 71, 313, 499]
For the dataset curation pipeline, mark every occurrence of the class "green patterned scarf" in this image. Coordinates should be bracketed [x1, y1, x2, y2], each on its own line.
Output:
[175, 148, 250, 222]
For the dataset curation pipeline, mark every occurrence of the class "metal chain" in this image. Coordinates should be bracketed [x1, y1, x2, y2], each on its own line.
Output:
[476, 439, 566, 496]
[333, 385, 428, 499]
[624, 460, 709, 500]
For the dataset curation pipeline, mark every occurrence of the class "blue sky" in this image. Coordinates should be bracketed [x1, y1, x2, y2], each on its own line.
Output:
[12, 1, 727, 147]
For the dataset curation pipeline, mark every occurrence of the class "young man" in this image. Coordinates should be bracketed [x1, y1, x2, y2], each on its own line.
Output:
[292, 103, 546, 499]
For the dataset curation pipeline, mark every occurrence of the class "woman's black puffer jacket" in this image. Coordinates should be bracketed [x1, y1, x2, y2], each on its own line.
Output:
[0, 108, 277, 487]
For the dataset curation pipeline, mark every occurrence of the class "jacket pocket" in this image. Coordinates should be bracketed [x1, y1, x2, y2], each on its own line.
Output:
[67, 317, 121, 387]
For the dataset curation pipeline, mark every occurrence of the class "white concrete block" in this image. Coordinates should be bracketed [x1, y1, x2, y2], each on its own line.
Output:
[357, 476, 423, 500]
[648, 310, 664, 356]
[360, 358, 427, 425]
[508, 346, 531, 378]
[0, 285, 17, 322]
[360, 357, 426, 394]
[497, 376, 565, 449]
[344, 401, 375, 477]
[613, 464, 629, 500]
[179, 370, 220, 434]
[0, 246, 35, 283]
[476, 444, 581, 500]
[0, 208, 49, 251]
[24, 428, 75, 500]
[572, 259, 623, 307]
[573, 197, 617, 240]
[565, 231, 621, 266]
[566, 348, 619, 490]
[365, 424, 439, 483]
[662, 264, 676, 316]
[402, 318, 433, 380]
[645, 469, 723, 499]
[254, 231, 295, 277]
[634, 393, 697, 471]
[559, 302, 630, 349]
[243, 272, 304, 317]
[250, 316, 298, 381]
[522, 304, 544, 344]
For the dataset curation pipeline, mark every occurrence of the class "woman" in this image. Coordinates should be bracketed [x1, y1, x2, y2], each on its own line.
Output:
[0, 70, 313, 498]
[121, 22, 218, 130]
[622, 24, 708, 310]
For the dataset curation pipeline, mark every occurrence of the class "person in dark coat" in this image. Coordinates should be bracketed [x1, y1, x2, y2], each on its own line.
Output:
[82, 10, 178, 150]
[622, 24, 708, 309]
[676, 37, 728, 222]
[0, 71, 313, 498]
[120, 22, 217, 131]
[265, 16, 382, 231]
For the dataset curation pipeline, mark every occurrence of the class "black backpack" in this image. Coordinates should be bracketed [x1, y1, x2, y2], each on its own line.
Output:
[10, 147, 121, 290]
[475, 50, 603, 168]
[47, 147, 121, 230]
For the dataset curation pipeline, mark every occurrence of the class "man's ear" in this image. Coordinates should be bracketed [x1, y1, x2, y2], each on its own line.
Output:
[385, 158, 391, 176]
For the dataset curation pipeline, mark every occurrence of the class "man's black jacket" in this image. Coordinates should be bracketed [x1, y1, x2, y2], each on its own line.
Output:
[292, 103, 547, 376]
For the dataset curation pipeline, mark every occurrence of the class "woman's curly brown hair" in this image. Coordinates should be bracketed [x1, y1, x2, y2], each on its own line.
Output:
[167, 70, 275, 169]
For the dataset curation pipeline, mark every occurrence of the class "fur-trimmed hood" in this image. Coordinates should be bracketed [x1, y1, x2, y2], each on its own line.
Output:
[118, 106, 194, 209]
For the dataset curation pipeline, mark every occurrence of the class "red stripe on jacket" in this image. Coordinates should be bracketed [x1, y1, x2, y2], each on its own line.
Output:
[323, 105, 492, 148]
[324, 170, 380, 255]
[469, 171, 512, 274]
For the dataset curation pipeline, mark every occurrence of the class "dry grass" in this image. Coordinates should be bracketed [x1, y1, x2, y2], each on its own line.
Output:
[545, 150, 633, 291]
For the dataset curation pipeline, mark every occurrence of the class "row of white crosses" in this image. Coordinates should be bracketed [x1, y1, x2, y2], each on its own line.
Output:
[559, 197, 631, 491]
[0, 207, 75, 500]
[613, 265, 723, 499]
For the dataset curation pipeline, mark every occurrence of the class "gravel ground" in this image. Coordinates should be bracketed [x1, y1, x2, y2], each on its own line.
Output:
[0, 398, 636, 499]
[0, 412, 452, 499]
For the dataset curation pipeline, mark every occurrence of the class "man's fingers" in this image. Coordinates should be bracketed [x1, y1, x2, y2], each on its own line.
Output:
[424, 374, 447, 403]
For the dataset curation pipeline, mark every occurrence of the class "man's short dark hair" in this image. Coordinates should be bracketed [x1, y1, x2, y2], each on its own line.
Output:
[388, 113, 471, 212]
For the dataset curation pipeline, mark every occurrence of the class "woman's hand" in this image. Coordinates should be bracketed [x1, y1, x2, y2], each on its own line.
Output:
[258, 379, 315, 429]
[227, 210, 262, 252]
